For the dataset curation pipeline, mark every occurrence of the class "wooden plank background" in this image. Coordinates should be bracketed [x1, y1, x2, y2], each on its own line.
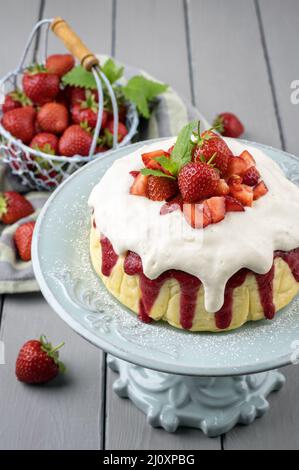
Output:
[0, 0, 299, 450]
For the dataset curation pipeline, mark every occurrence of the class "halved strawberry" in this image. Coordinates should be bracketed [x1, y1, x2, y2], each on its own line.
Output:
[215, 178, 230, 196]
[253, 181, 268, 200]
[225, 195, 245, 212]
[239, 150, 256, 167]
[230, 184, 253, 207]
[141, 150, 170, 174]
[183, 202, 211, 229]
[228, 174, 243, 188]
[205, 196, 226, 223]
[129, 174, 148, 196]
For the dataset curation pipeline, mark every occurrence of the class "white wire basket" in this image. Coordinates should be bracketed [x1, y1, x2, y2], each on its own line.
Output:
[0, 18, 139, 190]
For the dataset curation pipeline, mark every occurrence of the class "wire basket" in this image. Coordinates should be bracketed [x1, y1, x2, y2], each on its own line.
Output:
[0, 18, 139, 190]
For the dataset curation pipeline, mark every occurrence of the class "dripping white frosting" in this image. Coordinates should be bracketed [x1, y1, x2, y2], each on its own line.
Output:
[88, 138, 299, 313]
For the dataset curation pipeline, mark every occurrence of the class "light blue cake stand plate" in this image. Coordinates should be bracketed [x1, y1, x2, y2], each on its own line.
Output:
[32, 139, 299, 437]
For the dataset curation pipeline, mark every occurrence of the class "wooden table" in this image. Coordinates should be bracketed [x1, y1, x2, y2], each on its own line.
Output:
[1, 0, 299, 450]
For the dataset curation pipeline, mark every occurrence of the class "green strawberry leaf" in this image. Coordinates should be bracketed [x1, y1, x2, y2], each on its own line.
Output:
[62, 65, 96, 89]
[101, 58, 124, 84]
[155, 156, 179, 176]
[122, 76, 168, 118]
[170, 120, 198, 171]
[140, 168, 176, 179]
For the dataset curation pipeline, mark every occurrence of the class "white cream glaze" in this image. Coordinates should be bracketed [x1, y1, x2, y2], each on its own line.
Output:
[88, 137, 299, 313]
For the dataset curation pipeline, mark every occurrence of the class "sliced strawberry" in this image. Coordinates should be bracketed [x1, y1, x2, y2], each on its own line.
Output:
[160, 195, 183, 215]
[239, 150, 256, 167]
[141, 150, 170, 173]
[215, 178, 230, 196]
[230, 184, 253, 207]
[242, 166, 260, 186]
[228, 174, 243, 189]
[226, 156, 249, 177]
[205, 196, 226, 223]
[253, 181, 268, 200]
[183, 202, 211, 229]
[129, 174, 148, 196]
[225, 195, 245, 212]
[129, 170, 140, 179]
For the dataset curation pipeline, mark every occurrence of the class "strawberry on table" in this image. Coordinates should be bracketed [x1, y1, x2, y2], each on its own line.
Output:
[14, 221, 36, 261]
[0, 192, 34, 225]
[178, 161, 220, 203]
[213, 112, 244, 138]
[16, 335, 65, 384]
[22, 65, 60, 105]
[30, 132, 59, 154]
[58, 124, 92, 156]
[2, 89, 31, 113]
[1, 106, 36, 144]
[37, 102, 69, 135]
[45, 54, 75, 78]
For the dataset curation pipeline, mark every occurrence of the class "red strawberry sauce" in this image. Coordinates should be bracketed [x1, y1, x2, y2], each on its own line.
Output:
[99, 233, 299, 330]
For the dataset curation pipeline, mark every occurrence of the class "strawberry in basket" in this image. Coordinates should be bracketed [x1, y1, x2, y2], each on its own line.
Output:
[0, 17, 169, 191]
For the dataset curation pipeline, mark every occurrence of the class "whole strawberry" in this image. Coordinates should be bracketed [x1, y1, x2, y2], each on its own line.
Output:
[22, 65, 60, 105]
[178, 162, 220, 203]
[30, 132, 59, 154]
[0, 191, 34, 224]
[105, 121, 128, 146]
[16, 335, 65, 384]
[213, 112, 244, 138]
[71, 93, 107, 128]
[14, 221, 35, 261]
[2, 89, 31, 113]
[192, 131, 233, 176]
[45, 54, 75, 78]
[147, 176, 178, 201]
[37, 102, 68, 135]
[58, 124, 92, 156]
[67, 86, 86, 105]
[1, 106, 36, 144]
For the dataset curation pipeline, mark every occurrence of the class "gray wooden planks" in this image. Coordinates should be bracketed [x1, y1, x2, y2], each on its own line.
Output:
[188, 0, 281, 147]
[258, 0, 299, 155]
[43, 0, 113, 57]
[0, 0, 41, 76]
[0, 293, 103, 450]
[113, 0, 192, 103]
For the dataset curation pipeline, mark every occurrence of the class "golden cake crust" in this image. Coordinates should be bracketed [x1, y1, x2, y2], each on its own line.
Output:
[90, 226, 299, 332]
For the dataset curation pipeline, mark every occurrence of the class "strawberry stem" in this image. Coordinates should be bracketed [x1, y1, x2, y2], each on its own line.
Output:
[49, 342, 65, 354]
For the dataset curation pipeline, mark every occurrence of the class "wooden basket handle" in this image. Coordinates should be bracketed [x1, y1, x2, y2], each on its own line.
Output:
[51, 17, 99, 71]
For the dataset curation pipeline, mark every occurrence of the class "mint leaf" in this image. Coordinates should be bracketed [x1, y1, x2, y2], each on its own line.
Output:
[122, 76, 168, 118]
[140, 168, 175, 179]
[62, 65, 96, 89]
[170, 120, 198, 171]
[155, 156, 179, 176]
[101, 58, 124, 84]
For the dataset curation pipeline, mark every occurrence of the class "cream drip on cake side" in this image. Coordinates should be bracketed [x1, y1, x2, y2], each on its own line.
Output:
[88, 137, 299, 313]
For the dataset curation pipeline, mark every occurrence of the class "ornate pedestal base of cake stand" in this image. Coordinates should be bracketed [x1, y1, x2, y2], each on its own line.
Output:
[108, 355, 285, 437]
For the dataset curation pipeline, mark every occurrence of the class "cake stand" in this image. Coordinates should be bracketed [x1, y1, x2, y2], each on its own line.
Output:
[32, 139, 299, 437]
